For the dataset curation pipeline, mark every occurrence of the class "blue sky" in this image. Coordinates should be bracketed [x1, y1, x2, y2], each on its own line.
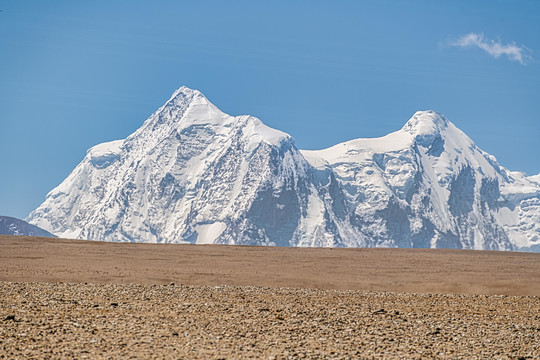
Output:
[1, 0, 539, 219]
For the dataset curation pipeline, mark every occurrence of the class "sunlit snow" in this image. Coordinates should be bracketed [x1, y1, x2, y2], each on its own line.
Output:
[27, 87, 540, 251]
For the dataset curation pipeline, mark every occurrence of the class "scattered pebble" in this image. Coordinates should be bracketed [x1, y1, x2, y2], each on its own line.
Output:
[0, 281, 538, 359]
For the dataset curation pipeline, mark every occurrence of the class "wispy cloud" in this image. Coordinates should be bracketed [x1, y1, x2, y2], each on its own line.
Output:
[449, 33, 531, 65]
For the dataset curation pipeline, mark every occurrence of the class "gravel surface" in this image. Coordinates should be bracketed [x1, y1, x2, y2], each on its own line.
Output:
[1, 282, 539, 359]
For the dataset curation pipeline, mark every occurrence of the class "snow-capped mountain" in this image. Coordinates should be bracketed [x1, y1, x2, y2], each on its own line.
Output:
[27, 87, 540, 251]
[0, 216, 56, 237]
[27, 87, 333, 246]
[303, 111, 540, 251]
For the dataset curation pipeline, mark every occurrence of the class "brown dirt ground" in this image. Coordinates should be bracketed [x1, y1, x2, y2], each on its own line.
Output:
[1, 235, 539, 359]
[1, 235, 539, 296]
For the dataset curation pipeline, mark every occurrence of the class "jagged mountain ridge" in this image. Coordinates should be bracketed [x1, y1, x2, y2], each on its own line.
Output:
[27, 87, 338, 246]
[303, 111, 540, 251]
[0, 216, 56, 237]
[27, 87, 540, 251]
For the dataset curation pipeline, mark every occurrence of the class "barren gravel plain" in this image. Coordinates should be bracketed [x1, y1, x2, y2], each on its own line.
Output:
[1, 235, 539, 359]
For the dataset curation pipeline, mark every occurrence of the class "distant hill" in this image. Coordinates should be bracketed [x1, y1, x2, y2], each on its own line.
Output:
[0, 216, 56, 237]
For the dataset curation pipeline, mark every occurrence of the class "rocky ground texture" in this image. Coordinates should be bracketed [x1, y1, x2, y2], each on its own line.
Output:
[1, 282, 539, 359]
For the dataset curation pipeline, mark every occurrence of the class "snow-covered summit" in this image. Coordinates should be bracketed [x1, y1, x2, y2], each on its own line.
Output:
[168, 85, 201, 102]
[28, 86, 309, 245]
[27, 88, 540, 251]
[402, 110, 449, 137]
[304, 110, 539, 251]
[127, 86, 291, 153]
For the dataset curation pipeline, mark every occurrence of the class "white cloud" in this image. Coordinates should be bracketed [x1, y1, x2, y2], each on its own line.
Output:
[450, 33, 531, 65]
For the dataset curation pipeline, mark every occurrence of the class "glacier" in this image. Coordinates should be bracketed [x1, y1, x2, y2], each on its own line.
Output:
[27, 86, 540, 251]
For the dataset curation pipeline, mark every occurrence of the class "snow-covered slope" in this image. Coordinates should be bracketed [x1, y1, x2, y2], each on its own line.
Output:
[303, 111, 539, 251]
[27, 87, 339, 246]
[27, 88, 540, 251]
[0, 216, 56, 237]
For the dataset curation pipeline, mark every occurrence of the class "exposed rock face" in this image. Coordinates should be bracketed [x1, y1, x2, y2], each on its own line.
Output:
[27, 87, 540, 250]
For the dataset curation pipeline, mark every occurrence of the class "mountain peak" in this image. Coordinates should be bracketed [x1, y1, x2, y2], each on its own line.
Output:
[172, 85, 201, 96]
[402, 110, 449, 136]
[145, 86, 227, 130]
[165, 85, 205, 106]
[26, 89, 539, 252]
